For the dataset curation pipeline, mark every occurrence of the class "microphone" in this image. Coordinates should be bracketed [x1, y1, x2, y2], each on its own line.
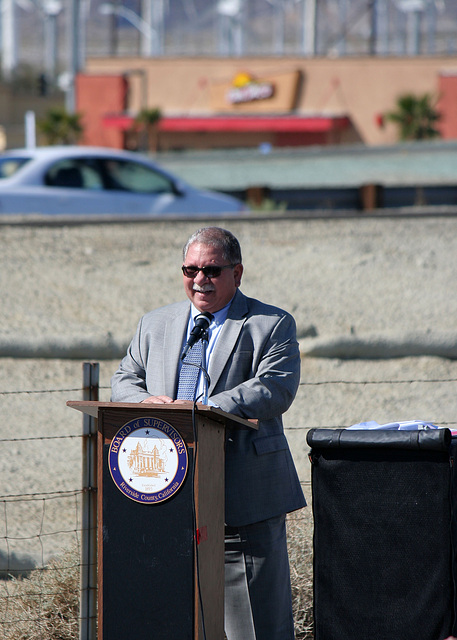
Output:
[180, 312, 213, 361]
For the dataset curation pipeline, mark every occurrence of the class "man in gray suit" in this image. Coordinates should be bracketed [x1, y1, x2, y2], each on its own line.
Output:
[111, 226, 306, 640]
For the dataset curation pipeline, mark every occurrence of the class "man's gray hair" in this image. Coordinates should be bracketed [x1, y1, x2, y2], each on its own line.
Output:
[183, 227, 242, 264]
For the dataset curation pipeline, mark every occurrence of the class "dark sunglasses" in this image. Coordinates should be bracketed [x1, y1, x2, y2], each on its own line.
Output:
[182, 264, 235, 279]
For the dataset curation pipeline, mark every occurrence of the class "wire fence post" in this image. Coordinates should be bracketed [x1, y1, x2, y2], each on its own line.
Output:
[80, 362, 99, 640]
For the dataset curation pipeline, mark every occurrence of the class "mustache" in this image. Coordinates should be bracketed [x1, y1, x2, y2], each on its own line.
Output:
[193, 283, 215, 293]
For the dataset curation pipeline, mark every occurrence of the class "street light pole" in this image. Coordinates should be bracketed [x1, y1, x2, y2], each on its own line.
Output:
[141, 0, 165, 56]
[99, 2, 156, 56]
[1, 0, 17, 80]
[43, 0, 62, 86]
[66, 0, 82, 113]
[217, 0, 243, 56]
[302, 0, 317, 56]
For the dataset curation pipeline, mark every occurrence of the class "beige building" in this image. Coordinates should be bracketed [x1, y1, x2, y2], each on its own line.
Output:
[79, 55, 457, 151]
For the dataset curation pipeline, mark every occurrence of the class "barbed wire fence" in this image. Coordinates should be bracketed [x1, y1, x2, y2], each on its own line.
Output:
[1, 362, 457, 638]
[0, 363, 100, 640]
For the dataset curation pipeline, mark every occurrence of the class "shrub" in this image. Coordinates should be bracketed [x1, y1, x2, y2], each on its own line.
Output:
[37, 107, 83, 145]
[384, 92, 441, 141]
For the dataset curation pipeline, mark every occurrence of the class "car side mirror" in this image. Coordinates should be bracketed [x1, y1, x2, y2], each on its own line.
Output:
[172, 180, 185, 197]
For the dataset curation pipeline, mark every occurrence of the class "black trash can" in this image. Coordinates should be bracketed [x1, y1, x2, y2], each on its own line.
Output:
[307, 428, 456, 640]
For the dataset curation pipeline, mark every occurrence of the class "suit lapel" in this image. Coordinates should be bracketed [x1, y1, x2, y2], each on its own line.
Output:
[208, 290, 248, 395]
[163, 302, 190, 397]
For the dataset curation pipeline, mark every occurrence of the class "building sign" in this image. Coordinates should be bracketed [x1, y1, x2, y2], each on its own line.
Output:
[226, 72, 275, 105]
[210, 69, 300, 113]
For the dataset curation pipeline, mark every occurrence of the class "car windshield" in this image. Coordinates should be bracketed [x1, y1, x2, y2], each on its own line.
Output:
[44, 157, 176, 194]
[0, 157, 31, 178]
[102, 159, 174, 193]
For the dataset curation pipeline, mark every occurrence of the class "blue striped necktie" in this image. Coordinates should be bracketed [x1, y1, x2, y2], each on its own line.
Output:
[176, 338, 203, 401]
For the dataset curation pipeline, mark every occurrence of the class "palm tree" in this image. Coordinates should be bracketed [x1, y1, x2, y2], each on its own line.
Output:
[135, 107, 162, 152]
[384, 93, 441, 141]
[37, 107, 83, 145]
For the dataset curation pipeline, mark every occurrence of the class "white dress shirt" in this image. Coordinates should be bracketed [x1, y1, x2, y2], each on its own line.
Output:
[180, 299, 232, 402]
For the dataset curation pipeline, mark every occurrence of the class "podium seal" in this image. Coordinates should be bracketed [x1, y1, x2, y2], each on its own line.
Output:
[108, 416, 188, 504]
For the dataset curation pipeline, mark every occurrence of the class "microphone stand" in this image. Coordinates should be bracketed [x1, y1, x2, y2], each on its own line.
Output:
[200, 328, 210, 405]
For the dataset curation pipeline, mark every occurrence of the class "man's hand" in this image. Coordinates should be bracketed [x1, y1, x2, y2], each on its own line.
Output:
[141, 396, 200, 406]
[141, 395, 174, 404]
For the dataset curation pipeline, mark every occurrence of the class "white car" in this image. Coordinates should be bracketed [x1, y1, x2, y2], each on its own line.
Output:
[0, 146, 247, 216]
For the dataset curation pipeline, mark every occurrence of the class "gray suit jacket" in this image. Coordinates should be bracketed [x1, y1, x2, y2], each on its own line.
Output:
[111, 289, 306, 526]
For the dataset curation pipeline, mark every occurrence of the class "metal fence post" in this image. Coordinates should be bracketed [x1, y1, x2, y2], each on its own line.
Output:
[80, 362, 99, 640]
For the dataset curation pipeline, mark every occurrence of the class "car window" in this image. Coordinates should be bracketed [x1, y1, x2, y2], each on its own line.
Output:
[100, 159, 175, 194]
[0, 157, 30, 178]
[45, 160, 103, 190]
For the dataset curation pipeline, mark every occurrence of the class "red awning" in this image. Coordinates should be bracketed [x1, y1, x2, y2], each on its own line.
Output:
[103, 114, 134, 130]
[102, 114, 350, 133]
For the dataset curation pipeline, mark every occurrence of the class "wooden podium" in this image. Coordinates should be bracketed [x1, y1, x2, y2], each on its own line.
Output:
[68, 401, 256, 640]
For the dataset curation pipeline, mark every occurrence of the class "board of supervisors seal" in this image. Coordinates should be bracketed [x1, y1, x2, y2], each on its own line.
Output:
[108, 416, 188, 504]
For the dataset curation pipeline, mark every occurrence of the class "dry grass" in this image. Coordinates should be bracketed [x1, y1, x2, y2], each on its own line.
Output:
[0, 514, 314, 639]
[0, 545, 80, 639]
[288, 508, 314, 640]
